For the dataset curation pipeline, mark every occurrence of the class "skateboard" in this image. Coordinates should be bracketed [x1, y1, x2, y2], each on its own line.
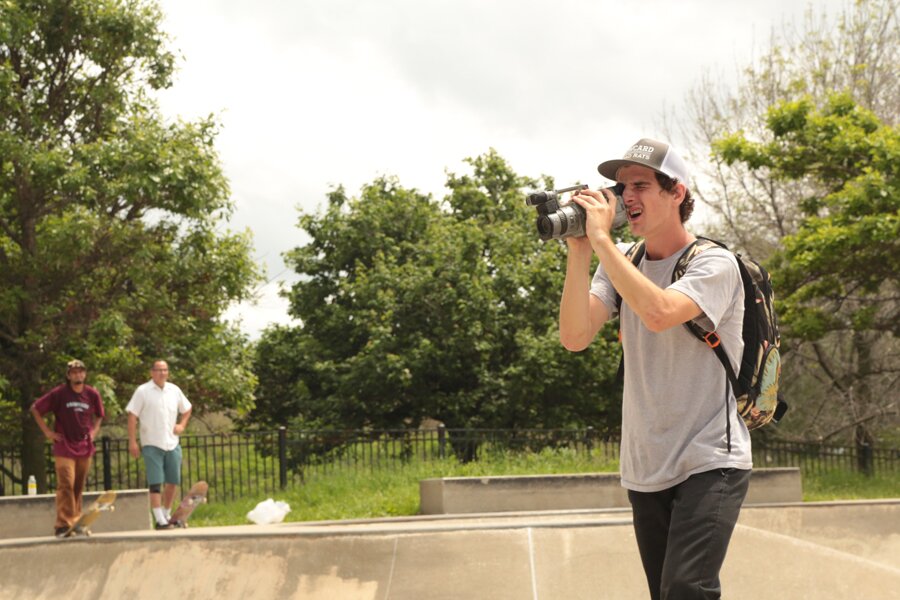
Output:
[62, 490, 117, 537]
[168, 480, 208, 528]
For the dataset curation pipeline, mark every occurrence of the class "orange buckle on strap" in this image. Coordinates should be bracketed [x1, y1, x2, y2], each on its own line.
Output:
[704, 331, 721, 348]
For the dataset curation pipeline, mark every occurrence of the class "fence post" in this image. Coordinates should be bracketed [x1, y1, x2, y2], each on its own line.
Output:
[855, 425, 875, 477]
[102, 435, 112, 491]
[278, 427, 288, 490]
[584, 426, 594, 455]
[438, 424, 446, 460]
[858, 441, 874, 477]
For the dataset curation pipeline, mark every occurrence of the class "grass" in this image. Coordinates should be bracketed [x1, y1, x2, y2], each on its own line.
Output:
[185, 448, 899, 528]
[189, 447, 618, 527]
[801, 469, 900, 502]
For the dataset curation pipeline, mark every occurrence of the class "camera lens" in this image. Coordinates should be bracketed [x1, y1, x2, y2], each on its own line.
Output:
[528, 188, 589, 241]
[558, 205, 584, 239]
[537, 215, 554, 240]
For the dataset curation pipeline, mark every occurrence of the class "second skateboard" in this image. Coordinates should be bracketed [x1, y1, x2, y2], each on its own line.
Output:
[167, 480, 208, 528]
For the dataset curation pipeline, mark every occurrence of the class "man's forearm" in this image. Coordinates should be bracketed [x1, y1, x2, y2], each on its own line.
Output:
[559, 250, 599, 350]
[592, 235, 654, 306]
[590, 234, 699, 333]
[30, 406, 53, 438]
[127, 414, 137, 443]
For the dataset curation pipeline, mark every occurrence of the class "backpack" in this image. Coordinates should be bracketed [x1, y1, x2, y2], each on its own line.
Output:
[615, 237, 788, 446]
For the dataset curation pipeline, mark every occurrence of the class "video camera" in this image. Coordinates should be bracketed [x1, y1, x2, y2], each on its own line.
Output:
[525, 184, 628, 241]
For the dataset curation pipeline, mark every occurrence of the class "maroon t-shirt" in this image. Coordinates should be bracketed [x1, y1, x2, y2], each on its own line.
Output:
[32, 384, 105, 458]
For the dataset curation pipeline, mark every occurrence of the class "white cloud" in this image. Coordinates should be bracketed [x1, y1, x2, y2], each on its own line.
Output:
[153, 0, 847, 338]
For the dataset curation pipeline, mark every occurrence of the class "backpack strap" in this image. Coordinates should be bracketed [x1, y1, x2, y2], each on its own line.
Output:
[673, 238, 727, 339]
[672, 237, 743, 451]
[615, 241, 646, 385]
[673, 237, 743, 390]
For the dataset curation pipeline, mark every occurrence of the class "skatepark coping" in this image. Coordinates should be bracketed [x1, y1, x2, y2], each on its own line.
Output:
[0, 499, 897, 599]
[419, 467, 802, 514]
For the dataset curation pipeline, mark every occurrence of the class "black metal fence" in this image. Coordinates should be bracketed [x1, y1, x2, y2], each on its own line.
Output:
[2, 428, 898, 502]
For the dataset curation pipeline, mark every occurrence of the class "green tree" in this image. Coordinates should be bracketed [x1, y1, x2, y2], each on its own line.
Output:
[1, 1, 260, 491]
[678, 0, 898, 258]
[252, 151, 623, 441]
[714, 93, 899, 449]
[673, 0, 899, 444]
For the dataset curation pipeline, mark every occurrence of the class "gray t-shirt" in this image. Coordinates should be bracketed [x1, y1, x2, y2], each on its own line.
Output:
[590, 240, 752, 492]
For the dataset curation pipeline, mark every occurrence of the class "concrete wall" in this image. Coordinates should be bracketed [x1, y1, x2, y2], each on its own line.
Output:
[0, 489, 152, 538]
[740, 500, 900, 570]
[1, 500, 898, 600]
[420, 467, 802, 514]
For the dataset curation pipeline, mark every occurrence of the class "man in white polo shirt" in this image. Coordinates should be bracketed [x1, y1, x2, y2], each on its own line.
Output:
[126, 359, 192, 529]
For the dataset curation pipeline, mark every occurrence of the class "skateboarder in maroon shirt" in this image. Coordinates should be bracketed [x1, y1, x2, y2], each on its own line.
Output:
[30, 359, 105, 537]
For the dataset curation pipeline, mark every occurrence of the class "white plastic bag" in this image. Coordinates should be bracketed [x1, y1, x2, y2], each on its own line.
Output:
[246, 498, 291, 524]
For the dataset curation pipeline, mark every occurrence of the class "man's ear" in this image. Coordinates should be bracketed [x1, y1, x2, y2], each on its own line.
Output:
[672, 182, 686, 205]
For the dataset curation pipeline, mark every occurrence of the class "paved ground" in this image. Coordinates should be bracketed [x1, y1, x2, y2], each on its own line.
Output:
[1, 500, 898, 599]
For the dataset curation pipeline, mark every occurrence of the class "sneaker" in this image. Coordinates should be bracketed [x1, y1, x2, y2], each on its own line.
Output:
[154, 521, 175, 530]
[54, 527, 69, 538]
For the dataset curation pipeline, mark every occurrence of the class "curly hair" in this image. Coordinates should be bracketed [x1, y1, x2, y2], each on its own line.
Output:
[655, 173, 694, 223]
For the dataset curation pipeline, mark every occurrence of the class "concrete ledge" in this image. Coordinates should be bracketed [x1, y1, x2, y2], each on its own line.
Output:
[420, 467, 802, 514]
[0, 499, 896, 600]
[0, 489, 152, 538]
[744, 467, 803, 505]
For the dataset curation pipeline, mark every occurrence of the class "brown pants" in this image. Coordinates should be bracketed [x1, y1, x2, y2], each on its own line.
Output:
[54, 455, 92, 529]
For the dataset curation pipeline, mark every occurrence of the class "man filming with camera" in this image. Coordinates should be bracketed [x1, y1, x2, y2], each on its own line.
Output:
[557, 138, 751, 600]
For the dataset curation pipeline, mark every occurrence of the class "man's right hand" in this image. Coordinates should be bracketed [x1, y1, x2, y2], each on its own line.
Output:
[44, 430, 62, 443]
[129, 440, 140, 459]
[571, 187, 617, 247]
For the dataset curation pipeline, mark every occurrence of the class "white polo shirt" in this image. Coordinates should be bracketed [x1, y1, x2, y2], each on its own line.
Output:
[126, 380, 192, 451]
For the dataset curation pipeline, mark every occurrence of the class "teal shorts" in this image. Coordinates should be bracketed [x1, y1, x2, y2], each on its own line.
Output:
[141, 445, 183, 486]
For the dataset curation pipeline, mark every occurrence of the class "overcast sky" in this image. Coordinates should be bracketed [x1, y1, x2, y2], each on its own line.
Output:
[153, 0, 846, 338]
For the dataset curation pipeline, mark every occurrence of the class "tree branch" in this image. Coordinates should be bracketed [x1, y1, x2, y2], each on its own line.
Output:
[818, 404, 899, 442]
[811, 340, 849, 394]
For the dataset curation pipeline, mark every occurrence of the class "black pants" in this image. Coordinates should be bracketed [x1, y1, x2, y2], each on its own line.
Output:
[627, 468, 751, 600]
